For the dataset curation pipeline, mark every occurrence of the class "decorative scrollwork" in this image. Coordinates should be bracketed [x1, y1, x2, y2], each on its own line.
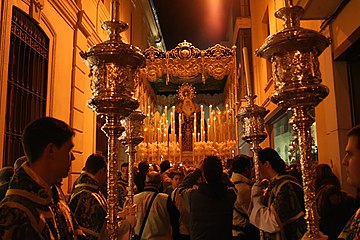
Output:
[143, 46, 166, 61]
[168, 41, 201, 59]
[141, 40, 235, 84]
[177, 83, 196, 101]
[204, 44, 233, 58]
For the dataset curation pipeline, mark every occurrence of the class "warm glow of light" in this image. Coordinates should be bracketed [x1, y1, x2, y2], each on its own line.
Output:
[204, 0, 224, 37]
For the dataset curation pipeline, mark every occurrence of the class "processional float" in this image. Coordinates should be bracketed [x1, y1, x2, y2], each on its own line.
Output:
[253, 0, 329, 239]
[80, 0, 145, 239]
[137, 41, 239, 164]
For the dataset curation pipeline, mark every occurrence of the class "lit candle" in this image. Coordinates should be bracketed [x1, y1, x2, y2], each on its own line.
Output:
[242, 47, 253, 96]
[207, 118, 210, 142]
[172, 106, 176, 142]
[200, 105, 204, 141]
[179, 113, 182, 144]
[166, 119, 169, 144]
[231, 109, 235, 140]
[152, 144, 154, 162]
[170, 112, 173, 142]
[209, 105, 213, 141]
[157, 128, 160, 143]
[214, 117, 217, 142]
[149, 125, 153, 143]
[192, 133, 195, 161]
[225, 104, 229, 141]
[194, 113, 197, 143]
[218, 111, 223, 142]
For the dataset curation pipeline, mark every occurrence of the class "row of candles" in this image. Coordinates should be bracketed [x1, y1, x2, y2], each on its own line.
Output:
[143, 104, 237, 145]
[139, 46, 253, 163]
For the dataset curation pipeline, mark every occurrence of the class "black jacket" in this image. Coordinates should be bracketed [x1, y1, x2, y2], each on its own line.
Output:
[189, 182, 236, 240]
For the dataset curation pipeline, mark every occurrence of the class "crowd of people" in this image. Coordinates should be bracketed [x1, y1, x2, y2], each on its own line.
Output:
[0, 116, 359, 240]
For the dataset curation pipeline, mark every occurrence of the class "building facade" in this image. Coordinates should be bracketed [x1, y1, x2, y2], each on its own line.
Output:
[1, 0, 359, 196]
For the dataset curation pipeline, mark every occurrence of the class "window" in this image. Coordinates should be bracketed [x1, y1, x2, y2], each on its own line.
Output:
[273, 111, 318, 164]
[3, 7, 49, 166]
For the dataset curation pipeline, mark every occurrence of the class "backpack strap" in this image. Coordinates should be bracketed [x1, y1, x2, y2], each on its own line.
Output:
[138, 192, 158, 238]
[171, 188, 178, 203]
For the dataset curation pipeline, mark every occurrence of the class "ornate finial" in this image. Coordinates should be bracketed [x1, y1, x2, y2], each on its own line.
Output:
[177, 83, 196, 101]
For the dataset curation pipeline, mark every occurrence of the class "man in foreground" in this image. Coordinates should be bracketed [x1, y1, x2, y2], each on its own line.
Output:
[338, 125, 360, 239]
[0, 117, 76, 239]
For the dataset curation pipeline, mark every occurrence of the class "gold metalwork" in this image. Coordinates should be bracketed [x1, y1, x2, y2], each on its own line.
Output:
[80, 0, 145, 239]
[177, 83, 196, 101]
[256, 0, 330, 239]
[141, 40, 235, 84]
[120, 110, 146, 205]
[238, 96, 269, 182]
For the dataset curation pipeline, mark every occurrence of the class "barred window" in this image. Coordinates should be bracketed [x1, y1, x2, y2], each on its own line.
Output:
[3, 7, 49, 166]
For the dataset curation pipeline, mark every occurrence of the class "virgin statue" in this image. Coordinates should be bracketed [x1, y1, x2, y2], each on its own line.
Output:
[175, 83, 201, 151]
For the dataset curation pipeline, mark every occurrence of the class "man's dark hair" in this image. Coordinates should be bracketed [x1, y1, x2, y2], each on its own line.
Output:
[160, 160, 171, 174]
[203, 155, 223, 183]
[226, 158, 234, 170]
[348, 124, 360, 149]
[169, 171, 183, 179]
[121, 162, 129, 168]
[258, 148, 286, 174]
[84, 154, 107, 174]
[22, 117, 75, 162]
[138, 161, 149, 174]
[315, 164, 340, 190]
[232, 154, 252, 174]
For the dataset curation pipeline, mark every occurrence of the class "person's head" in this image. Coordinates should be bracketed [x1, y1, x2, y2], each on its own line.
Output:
[138, 161, 149, 174]
[258, 148, 286, 180]
[193, 168, 203, 184]
[160, 160, 171, 174]
[170, 171, 183, 188]
[84, 153, 107, 186]
[314, 164, 340, 190]
[343, 125, 360, 188]
[232, 154, 253, 179]
[145, 171, 162, 189]
[13, 156, 28, 172]
[203, 155, 223, 184]
[22, 117, 75, 180]
[226, 158, 234, 170]
[0, 167, 14, 184]
[120, 162, 129, 180]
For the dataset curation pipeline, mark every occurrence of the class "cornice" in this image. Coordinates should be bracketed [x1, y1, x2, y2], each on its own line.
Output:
[48, 0, 80, 29]
[138, 0, 166, 50]
[77, 10, 102, 45]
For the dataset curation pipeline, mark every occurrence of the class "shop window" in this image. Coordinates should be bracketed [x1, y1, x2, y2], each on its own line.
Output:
[273, 111, 318, 165]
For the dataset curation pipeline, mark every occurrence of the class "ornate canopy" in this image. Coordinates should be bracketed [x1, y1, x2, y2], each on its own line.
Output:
[140, 41, 236, 95]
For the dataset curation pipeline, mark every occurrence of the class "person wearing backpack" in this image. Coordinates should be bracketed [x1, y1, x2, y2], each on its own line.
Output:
[132, 171, 180, 240]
